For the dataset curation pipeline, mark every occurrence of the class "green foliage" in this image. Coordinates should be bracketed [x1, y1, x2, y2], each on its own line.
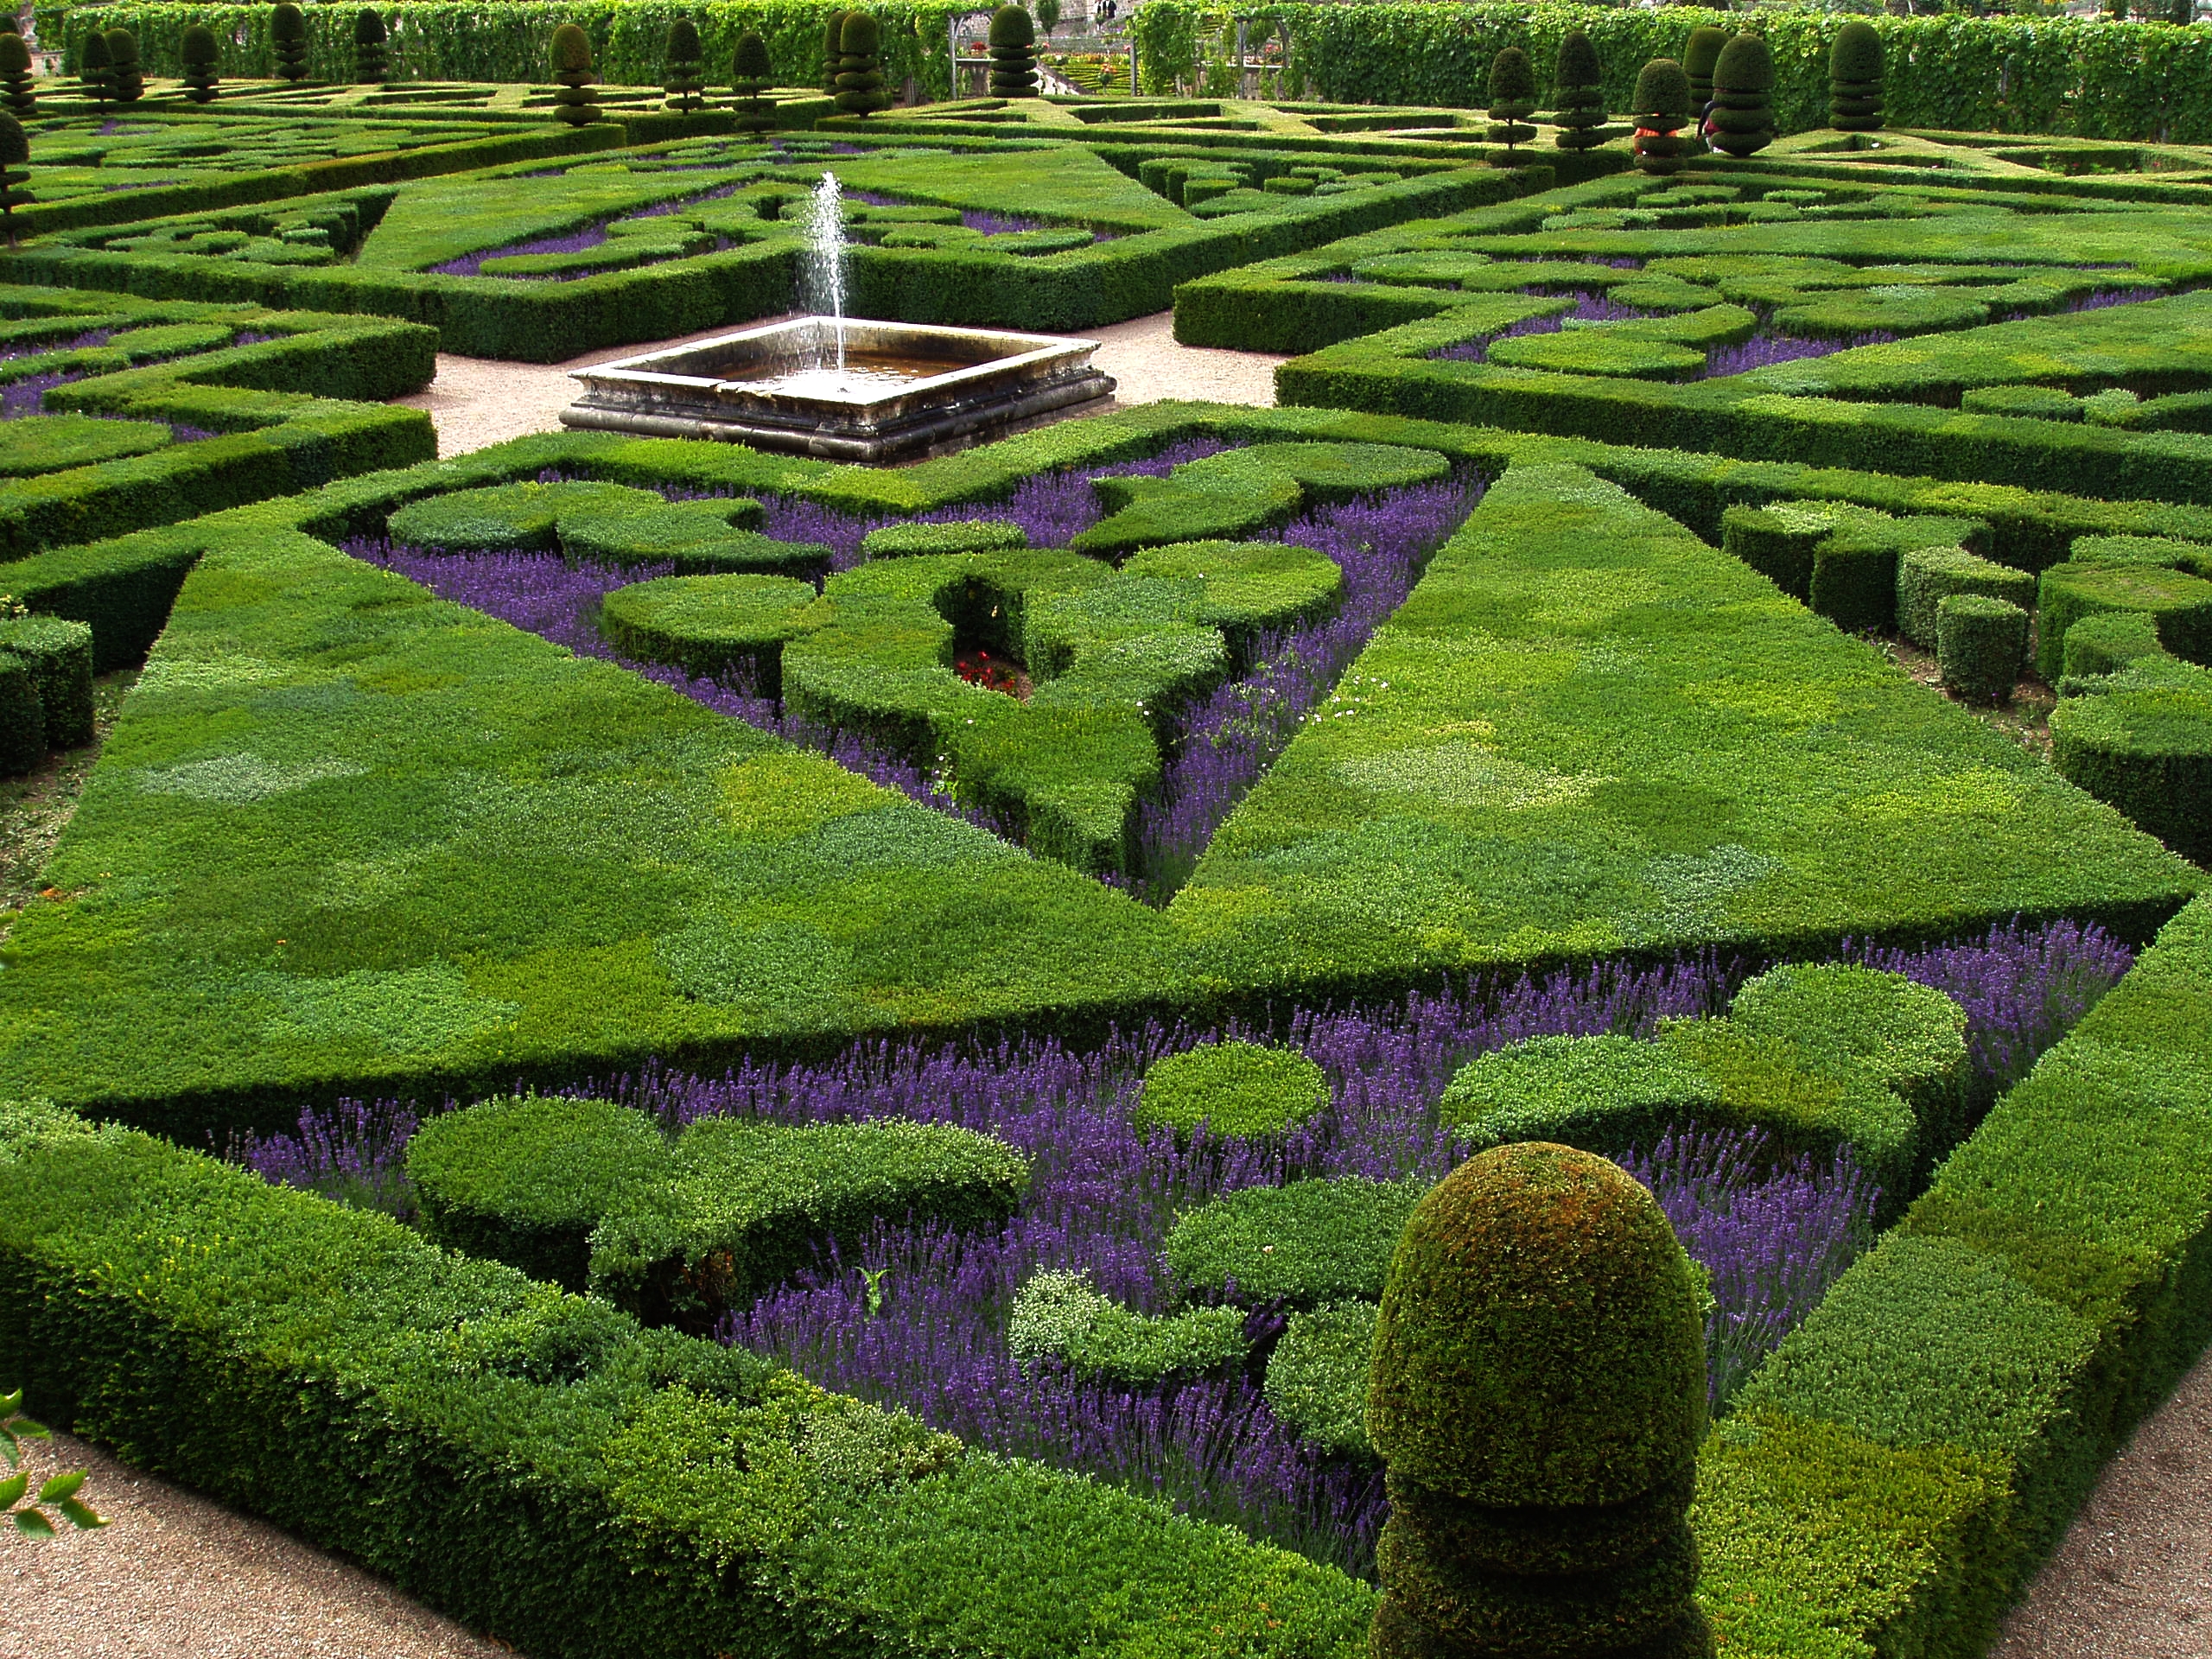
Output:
[2, 118, 33, 236]
[1165, 1176, 1423, 1307]
[551, 24, 601, 125]
[353, 7, 386, 84]
[822, 7, 849, 89]
[1, 31, 36, 118]
[2037, 559, 2212, 682]
[2061, 607, 2167, 683]
[179, 23, 219, 105]
[1897, 545, 2036, 651]
[599, 573, 820, 692]
[105, 29, 143, 104]
[1441, 1033, 1719, 1160]
[270, 3, 309, 82]
[1264, 1301, 1377, 1458]
[76, 27, 112, 110]
[1550, 29, 1606, 152]
[988, 3, 1036, 98]
[1682, 26, 1727, 108]
[1007, 1270, 1249, 1383]
[1134, 1040, 1330, 1140]
[664, 17, 705, 113]
[1, 1388, 105, 1539]
[1830, 19, 1884, 132]
[1707, 35, 1773, 160]
[860, 519, 1027, 559]
[836, 10, 889, 117]
[1632, 57, 1690, 175]
[0, 655, 44, 776]
[1937, 593, 2030, 707]
[1486, 47, 1538, 153]
[389, 480, 666, 552]
[0, 616, 97, 751]
[731, 29, 772, 129]
[2051, 653, 2212, 866]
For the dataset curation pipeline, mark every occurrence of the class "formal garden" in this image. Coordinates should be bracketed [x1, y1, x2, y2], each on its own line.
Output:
[1, 1, 2210, 1656]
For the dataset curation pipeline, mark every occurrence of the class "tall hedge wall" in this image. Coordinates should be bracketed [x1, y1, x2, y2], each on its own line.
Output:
[1135, 3, 2212, 143]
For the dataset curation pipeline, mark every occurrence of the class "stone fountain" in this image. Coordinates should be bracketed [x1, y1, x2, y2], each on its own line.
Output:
[561, 175, 1116, 463]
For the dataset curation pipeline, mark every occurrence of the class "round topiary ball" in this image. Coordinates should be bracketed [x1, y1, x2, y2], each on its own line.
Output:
[1831, 20, 1884, 86]
[1713, 32, 1774, 96]
[989, 3, 1035, 48]
[1634, 56, 1690, 124]
[1135, 1039, 1331, 1140]
[552, 22, 593, 76]
[181, 23, 218, 65]
[1367, 1141, 1705, 1508]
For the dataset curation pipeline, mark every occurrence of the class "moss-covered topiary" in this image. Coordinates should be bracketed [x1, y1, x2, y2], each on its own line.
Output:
[1707, 34, 1774, 158]
[1630, 58, 1691, 177]
[0, 110, 28, 245]
[988, 4, 1037, 98]
[1681, 26, 1728, 119]
[731, 29, 773, 130]
[76, 28, 112, 111]
[180, 23, 219, 104]
[663, 17, 703, 113]
[1550, 29, 1605, 153]
[1134, 1040, 1330, 1140]
[550, 24, 599, 125]
[1366, 1143, 1712, 1658]
[353, 9, 387, 85]
[835, 11, 890, 117]
[1937, 593, 2030, 706]
[1485, 46, 1537, 154]
[105, 29, 143, 104]
[270, 3, 310, 83]
[1830, 20, 1885, 132]
[821, 9, 849, 92]
[1, 31, 35, 118]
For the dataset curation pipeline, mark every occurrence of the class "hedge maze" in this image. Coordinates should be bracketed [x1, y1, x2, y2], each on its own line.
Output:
[3, 44, 2212, 1659]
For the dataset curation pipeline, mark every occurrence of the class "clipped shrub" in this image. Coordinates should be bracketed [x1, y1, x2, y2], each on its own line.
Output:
[76, 29, 112, 111]
[0, 31, 35, 118]
[0, 111, 26, 245]
[388, 480, 667, 554]
[1682, 26, 1728, 118]
[1133, 1040, 1330, 1140]
[835, 11, 890, 118]
[0, 617, 94, 750]
[731, 29, 773, 131]
[353, 9, 388, 85]
[550, 24, 599, 126]
[821, 8, 849, 91]
[1367, 1144, 1710, 1657]
[1631, 58, 1692, 177]
[2036, 559, 2212, 682]
[1897, 544, 2036, 650]
[664, 17, 703, 113]
[1550, 29, 1606, 152]
[1960, 384, 2083, 422]
[105, 29, 143, 104]
[1266, 1301, 1378, 1458]
[557, 502, 823, 578]
[1485, 46, 1537, 154]
[2070, 535, 2212, 580]
[861, 519, 1028, 559]
[2050, 658, 2212, 867]
[1938, 593, 2030, 706]
[270, 3, 309, 83]
[179, 24, 219, 104]
[1440, 1033, 1720, 1160]
[988, 4, 1038, 99]
[1166, 1176, 1424, 1307]
[0, 651, 45, 775]
[1707, 34, 1775, 158]
[1830, 20, 1885, 133]
[1008, 1270, 1249, 1384]
[599, 573, 820, 694]
[2062, 608, 2168, 683]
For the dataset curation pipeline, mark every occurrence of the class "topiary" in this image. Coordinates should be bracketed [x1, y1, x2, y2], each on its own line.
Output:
[0, 111, 29, 249]
[731, 29, 774, 130]
[1134, 1040, 1331, 1141]
[1549, 29, 1605, 152]
[1682, 25, 1728, 127]
[550, 23, 599, 126]
[180, 24, 219, 105]
[1707, 33, 1774, 158]
[353, 8, 387, 85]
[834, 11, 889, 117]
[1829, 19, 1884, 133]
[76, 27, 112, 112]
[988, 4, 1037, 98]
[1937, 593, 2029, 707]
[270, 3, 310, 83]
[822, 9, 849, 92]
[663, 17, 703, 113]
[1366, 1143, 1713, 1659]
[1630, 58, 1692, 177]
[1, 32, 35, 118]
[1484, 46, 1537, 155]
[105, 29, 143, 104]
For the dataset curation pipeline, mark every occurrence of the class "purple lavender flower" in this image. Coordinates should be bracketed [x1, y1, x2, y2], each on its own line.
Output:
[0, 329, 113, 367]
[227, 1097, 424, 1219]
[429, 226, 610, 279]
[1, 372, 84, 421]
[962, 209, 1049, 236]
[1700, 328, 1896, 378]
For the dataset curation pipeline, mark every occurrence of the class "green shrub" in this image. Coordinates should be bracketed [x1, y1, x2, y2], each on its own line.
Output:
[407, 1094, 676, 1292]
[387, 480, 666, 553]
[1937, 593, 2029, 706]
[1630, 59, 1693, 177]
[0, 653, 45, 775]
[1707, 35, 1774, 160]
[75, 29, 111, 111]
[1367, 1144, 1708, 1657]
[105, 29, 143, 104]
[2061, 608, 2167, 683]
[988, 4, 1037, 98]
[731, 29, 772, 131]
[860, 519, 1027, 559]
[598, 573, 821, 692]
[2036, 559, 2212, 683]
[2050, 657, 2212, 866]
[551, 24, 600, 126]
[1829, 20, 1884, 132]
[1682, 27, 1728, 114]
[1265, 1300, 1377, 1458]
[2069, 534, 2212, 581]
[664, 18, 704, 114]
[820, 8, 849, 91]
[179, 23, 218, 105]
[0, 617, 95, 751]
[835, 11, 889, 118]
[0, 31, 35, 120]
[1897, 545, 2036, 650]
[352, 9, 385, 85]
[1440, 1033, 1719, 1160]
[1165, 1176, 1424, 1307]
[270, 3, 308, 83]
[1134, 1040, 1331, 1140]
[1719, 501, 1827, 601]
[1959, 385, 2082, 423]
[1485, 47, 1538, 154]
[1007, 1270, 1249, 1384]
[0, 113, 27, 243]
[1550, 30, 1607, 153]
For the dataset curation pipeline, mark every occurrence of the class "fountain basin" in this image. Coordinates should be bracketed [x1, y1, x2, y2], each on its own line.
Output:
[561, 316, 1116, 463]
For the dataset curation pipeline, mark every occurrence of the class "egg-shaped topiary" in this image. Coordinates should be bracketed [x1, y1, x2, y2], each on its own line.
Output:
[732, 29, 775, 129]
[1484, 46, 1537, 153]
[1134, 1039, 1331, 1140]
[105, 28, 143, 103]
[835, 10, 889, 116]
[822, 9, 849, 91]
[353, 8, 387, 84]
[1630, 57, 1691, 176]
[1366, 1142, 1712, 1659]
[270, 3, 310, 83]
[1550, 29, 1605, 152]
[988, 3, 1037, 97]
[0, 110, 29, 245]
[1829, 19, 1885, 132]
[550, 24, 600, 124]
[180, 23, 219, 103]
[1682, 25, 1727, 115]
[77, 28, 112, 109]
[1707, 33, 1774, 157]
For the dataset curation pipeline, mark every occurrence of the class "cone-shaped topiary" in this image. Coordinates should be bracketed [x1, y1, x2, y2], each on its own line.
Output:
[1630, 57, 1691, 177]
[732, 29, 774, 131]
[1, 31, 35, 118]
[271, 3, 310, 83]
[663, 17, 703, 113]
[1549, 29, 1605, 152]
[105, 29, 143, 104]
[1683, 25, 1727, 118]
[1484, 45, 1537, 154]
[353, 9, 387, 84]
[835, 10, 889, 116]
[1707, 32, 1774, 158]
[0, 110, 29, 249]
[180, 23, 219, 104]
[822, 10, 849, 92]
[1367, 1143, 1713, 1659]
[77, 27, 112, 111]
[1829, 19, 1884, 132]
[550, 23, 599, 125]
[988, 3, 1037, 98]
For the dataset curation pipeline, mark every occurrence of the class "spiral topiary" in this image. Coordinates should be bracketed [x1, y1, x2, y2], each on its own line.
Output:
[353, 8, 387, 85]
[1, 31, 35, 118]
[732, 29, 774, 131]
[0, 111, 29, 249]
[549, 23, 598, 124]
[1630, 57, 1691, 177]
[1829, 20, 1884, 132]
[988, 3, 1037, 98]
[180, 23, 219, 104]
[1707, 33, 1774, 158]
[270, 3, 309, 83]
[1484, 46, 1537, 154]
[105, 29, 143, 104]
[1549, 29, 1605, 152]
[1682, 25, 1727, 124]
[822, 9, 849, 92]
[663, 17, 703, 113]
[835, 10, 889, 117]
[76, 27, 111, 110]
[1367, 1143, 1713, 1659]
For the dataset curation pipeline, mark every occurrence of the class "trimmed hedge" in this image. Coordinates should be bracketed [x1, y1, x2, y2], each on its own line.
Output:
[1263, 1300, 1378, 1458]
[0, 613, 95, 763]
[1134, 1039, 1331, 1140]
[1936, 592, 2029, 707]
[1007, 1268, 1249, 1384]
[1165, 1175, 1425, 1308]
[599, 573, 822, 690]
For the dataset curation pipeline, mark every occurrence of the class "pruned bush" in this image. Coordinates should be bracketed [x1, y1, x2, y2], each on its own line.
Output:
[1631, 58, 1691, 176]
[1938, 593, 2029, 706]
[1830, 20, 1885, 132]
[271, 3, 309, 83]
[180, 24, 219, 104]
[550, 24, 599, 126]
[353, 9, 387, 85]
[1134, 1040, 1330, 1140]
[1485, 46, 1537, 154]
[1008, 1270, 1249, 1384]
[1550, 30, 1606, 152]
[731, 29, 773, 131]
[664, 18, 703, 114]
[1707, 34, 1774, 159]
[1, 30, 35, 118]
[105, 29, 143, 104]
[1166, 1177, 1424, 1307]
[835, 11, 890, 117]
[989, 4, 1037, 98]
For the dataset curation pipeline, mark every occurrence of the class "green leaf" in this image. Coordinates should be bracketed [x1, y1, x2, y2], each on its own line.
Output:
[35, 1471, 83, 1503]
[12, 1507, 56, 1539]
[0, 1470, 28, 1508]
[55, 1497, 105, 1530]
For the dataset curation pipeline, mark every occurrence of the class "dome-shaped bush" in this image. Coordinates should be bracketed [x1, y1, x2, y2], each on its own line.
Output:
[988, 3, 1038, 96]
[989, 3, 1035, 48]
[1830, 19, 1885, 131]
[1556, 27, 1599, 88]
[840, 11, 880, 54]
[1713, 32, 1774, 95]
[731, 27, 773, 128]
[105, 28, 143, 103]
[733, 28, 770, 81]
[668, 17, 700, 60]
[180, 23, 219, 102]
[550, 24, 599, 124]
[1550, 29, 1605, 152]
[1707, 33, 1774, 157]
[0, 108, 23, 168]
[353, 8, 387, 84]
[2, 29, 35, 117]
[270, 3, 309, 83]
[1630, 58, 1690, 176]
[1135, 1039, 1330, 1140]
[551, 22, 593, 75]
[836, 10, 888, 115]
[1682, 25, 1727, 108]
[821, 9, 849, 89]
[664, 17, 703, 113]
[1485, 45, 1537, 153]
